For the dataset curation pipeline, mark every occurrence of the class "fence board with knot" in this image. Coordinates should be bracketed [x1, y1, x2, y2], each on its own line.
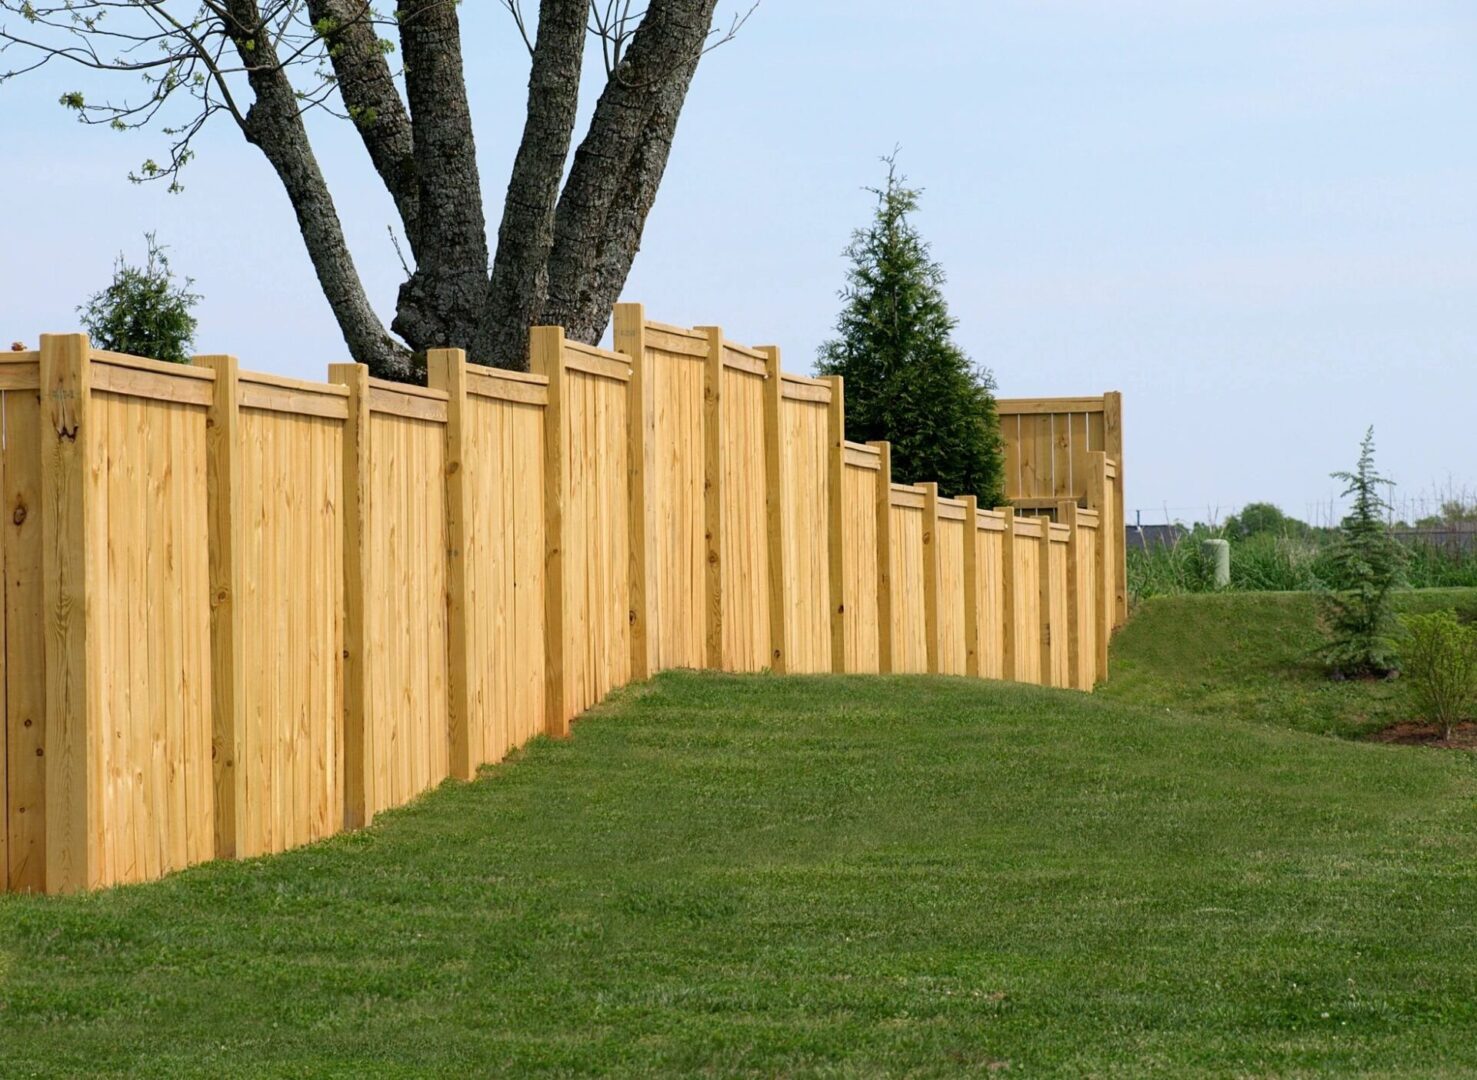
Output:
[0, 308, 1123, 894]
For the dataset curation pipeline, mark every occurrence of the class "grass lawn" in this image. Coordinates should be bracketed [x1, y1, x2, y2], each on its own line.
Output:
[4, 597, 1477, 1075]
[1101, 587, 1477, 739]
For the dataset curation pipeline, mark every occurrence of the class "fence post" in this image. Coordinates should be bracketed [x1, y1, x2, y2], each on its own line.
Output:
[1103, 391, 1126, 628]
[997, 508, 1016, 681]
[699, 325, 725, 670]
[871, 441, 894, 674]
[426, 349, 476, 780]
[1060, 500, 1085, 690]
[825, 376, 847, 673]
[1087, 451, 1111, 680]
[920, 482, 941, 674]
[195, 353, 245, 858]
[39, 333, 100, 893]
[962, 495, 980, 678]
[761, 345, 789, 674]
[531, 327, 569, 736]
[328, 363, 371, 827]
[613, 303, 653, 681]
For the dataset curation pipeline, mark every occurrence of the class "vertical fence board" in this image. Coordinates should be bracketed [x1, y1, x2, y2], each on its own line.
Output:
[3, 362, 45, 891]
[718, 357, 769, 672]
[779, 382, 831, 674]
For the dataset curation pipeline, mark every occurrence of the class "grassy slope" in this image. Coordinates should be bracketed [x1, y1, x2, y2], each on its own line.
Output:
[4, 663, 1477, 1076]
[1101, 588, 1477, 739]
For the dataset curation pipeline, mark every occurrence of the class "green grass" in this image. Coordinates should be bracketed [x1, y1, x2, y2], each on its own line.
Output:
[1128, 533, 1477, 603]
[1101, 588, 1477, 739]
[4, 632, 1477, 1075]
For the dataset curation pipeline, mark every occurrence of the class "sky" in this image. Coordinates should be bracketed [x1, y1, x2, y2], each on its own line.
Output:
[2, 1, 1475, 525]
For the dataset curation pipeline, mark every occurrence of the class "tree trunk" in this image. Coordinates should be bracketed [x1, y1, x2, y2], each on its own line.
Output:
[474, 0, 588, 372]
[391, 0, 490, 355]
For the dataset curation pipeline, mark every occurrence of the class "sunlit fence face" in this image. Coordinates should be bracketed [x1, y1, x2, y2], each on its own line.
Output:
[0, 315, 1121, 894]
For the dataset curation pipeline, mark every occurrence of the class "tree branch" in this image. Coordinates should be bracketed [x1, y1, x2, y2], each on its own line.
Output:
[474, 0, 585, 370]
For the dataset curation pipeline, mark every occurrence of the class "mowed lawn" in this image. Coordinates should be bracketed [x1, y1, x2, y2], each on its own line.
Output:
[4, 603, 1477, 1075]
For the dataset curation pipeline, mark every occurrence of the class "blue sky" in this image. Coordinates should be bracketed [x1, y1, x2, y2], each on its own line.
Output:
[3, 1, 1474, 523]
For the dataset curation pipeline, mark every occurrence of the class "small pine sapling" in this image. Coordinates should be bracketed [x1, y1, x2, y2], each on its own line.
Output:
[1319, 427, 1405, 676]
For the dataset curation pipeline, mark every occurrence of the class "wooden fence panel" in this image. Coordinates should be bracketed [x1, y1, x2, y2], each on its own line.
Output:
[973, 511, 1006, 681]
[840, 443, 880, 673]
[363, 381, 450, 819]
[889, 486, 928, 674]
[779, 376, 831, 674]
[1048, 526, 1071, 688]
[537, 334, 633, 731]
[1077, 513, 1099, 690]
[717, 351, 770, 672]
[1012, 518, 1043, 684]
[934, 500, 968, 676]
[6, 311, 1120, 894]
[2, 352, 44, 891]
[233, 375, 345, 857]
[643, 324, 706, 673]
[461, 367, 547, 768]
[92, 352, 215, 886]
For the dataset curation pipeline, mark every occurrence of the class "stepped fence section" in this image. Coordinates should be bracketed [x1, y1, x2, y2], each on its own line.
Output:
[1, 309, 1122, 894]
[998, 394, 1124, 628]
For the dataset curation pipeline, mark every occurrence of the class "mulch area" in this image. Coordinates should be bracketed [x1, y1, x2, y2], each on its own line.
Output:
[1368, 720, 1477, 749]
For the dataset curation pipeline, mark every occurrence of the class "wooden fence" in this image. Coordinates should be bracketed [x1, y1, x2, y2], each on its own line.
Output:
[1, 309, 1122, 894]
[998, 394, 1125, 628]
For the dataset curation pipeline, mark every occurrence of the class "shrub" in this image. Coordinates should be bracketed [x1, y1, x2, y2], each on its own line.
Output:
[78, 232, 200, 364]
[1399, 611, 1477, 738]
[816, 155, 1005, 505]
[1319, 428, 1405, 676]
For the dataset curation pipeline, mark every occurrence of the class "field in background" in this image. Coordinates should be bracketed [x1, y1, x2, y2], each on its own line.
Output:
[1128, 531, 1477, 602]
[4, 609, 1477, 1075]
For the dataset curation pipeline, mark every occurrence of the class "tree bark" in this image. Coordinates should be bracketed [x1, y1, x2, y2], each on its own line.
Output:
[305, 0, 421, 251]
[225, 0, 415, 379]
[542, 0, 717, 344]
[473, 0, 587, 371]
[391, 0, 489, 354]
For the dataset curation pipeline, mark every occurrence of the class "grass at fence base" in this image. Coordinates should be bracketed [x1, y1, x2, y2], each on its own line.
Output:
[1102, 588, 1477, 739]
[4, 666, 1477, 1076]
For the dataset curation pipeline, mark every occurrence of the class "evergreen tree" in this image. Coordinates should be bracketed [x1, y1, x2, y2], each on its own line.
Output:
[817, 158, 1005, 505]
[78, 233, 200, 364]
[1320, 427, 1406, 675]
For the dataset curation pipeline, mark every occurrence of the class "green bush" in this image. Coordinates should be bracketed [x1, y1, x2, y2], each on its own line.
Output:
[78, 232, 200, 364]
[1399, 610, 1477, 738]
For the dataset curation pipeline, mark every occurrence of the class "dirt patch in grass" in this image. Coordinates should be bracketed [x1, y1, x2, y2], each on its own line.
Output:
[1368, 719, 1477, 749]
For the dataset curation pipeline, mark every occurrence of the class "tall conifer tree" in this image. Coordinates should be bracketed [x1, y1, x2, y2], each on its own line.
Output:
[818, 157, 1005, 505]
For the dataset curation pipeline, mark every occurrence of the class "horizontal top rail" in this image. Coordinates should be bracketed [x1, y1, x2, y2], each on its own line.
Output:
[1049, 523, 1071, 542]
[975, 508, 1007, 532]
[996, 395, 1106, 415]
[890, 484, 925, 510]
[937, 497, 967, 522]
[1013, 516, 1044, 539]
[0, 354, 38, 390]
[565, 342, 632, 382]
[368, 379, 449, 424]
[842, 442, 880, 471]
[92, 348, 216, 381]
[780, 373, 831, 404]
[466, 365, 548, 407]
[720, 343, 768, 376]
[240, 369, 349, 398]
[0, 349, 39, 364]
